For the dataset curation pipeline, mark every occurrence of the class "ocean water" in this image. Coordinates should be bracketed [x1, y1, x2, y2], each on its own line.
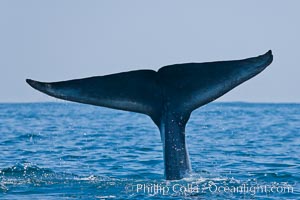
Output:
[0, 102, 299, 199]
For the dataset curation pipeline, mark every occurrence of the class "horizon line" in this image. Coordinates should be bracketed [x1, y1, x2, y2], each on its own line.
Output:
[0, 100, 299, 105]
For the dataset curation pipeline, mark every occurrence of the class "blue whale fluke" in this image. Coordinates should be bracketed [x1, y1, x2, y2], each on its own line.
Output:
[26, 50, 273, 180]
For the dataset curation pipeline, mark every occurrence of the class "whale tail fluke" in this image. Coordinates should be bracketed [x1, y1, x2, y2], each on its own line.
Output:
[27, 50, 272, 125]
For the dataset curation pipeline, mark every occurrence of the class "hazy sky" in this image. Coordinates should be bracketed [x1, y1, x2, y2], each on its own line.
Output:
[0, 1, 299, 103]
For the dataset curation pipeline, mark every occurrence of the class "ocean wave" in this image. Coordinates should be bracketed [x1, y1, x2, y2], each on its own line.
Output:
[0, 162, 113, 189]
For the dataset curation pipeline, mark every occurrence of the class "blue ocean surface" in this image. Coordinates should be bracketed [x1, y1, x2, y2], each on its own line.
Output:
[0, 102, 299, 199]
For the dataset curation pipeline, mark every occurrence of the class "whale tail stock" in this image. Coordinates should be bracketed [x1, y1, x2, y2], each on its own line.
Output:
[26, 50, 273, 180]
